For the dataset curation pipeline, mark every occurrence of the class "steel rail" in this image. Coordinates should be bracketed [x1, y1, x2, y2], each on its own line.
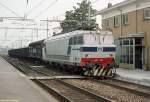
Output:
[19, 62, 50, 76]
[33, 79, 112, 102]
[33, 79, 72, 102]
[93, 79, 150, 98]
[57, 79, 113, 102]
[3, 56, 49, 76]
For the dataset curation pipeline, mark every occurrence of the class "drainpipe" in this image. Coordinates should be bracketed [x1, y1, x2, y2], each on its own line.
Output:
[118, 8, 123, 37]
[135, 1, 138, 33]
[120, 10, 123, 37]
[117, 8, 123, 67]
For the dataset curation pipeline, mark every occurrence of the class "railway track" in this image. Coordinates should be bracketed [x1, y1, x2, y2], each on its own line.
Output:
[33, 79, 112, 102]
[3, 56, 84, 80]
[64, 79, 150, 102]
[23, 59, 76, 76]
[2, 56, 49, 76]
[3, 56, 150, 101]
[24, 61, 68, 76]
[95, 79, 150, 98]
[17, 62, 50, 76]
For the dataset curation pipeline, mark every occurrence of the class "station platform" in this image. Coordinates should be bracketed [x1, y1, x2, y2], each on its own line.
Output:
[0, 57, 58, 102]
[115, 68, 150, 87]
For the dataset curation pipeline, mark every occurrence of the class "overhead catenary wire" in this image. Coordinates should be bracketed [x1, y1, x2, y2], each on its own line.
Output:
[91, 0, 100, 4]
[0, 27, 49, 30]
[0, 1, 20, 17]
[46, 0, 99, 22]
[34, 0, 58, 19]
[26, 0, 47, 16]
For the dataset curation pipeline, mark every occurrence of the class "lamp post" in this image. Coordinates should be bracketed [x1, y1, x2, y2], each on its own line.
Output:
[46, 18, 49, 38]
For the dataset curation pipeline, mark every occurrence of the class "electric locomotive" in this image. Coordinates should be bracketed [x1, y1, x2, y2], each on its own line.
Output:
[43, 30, 116, 77]
[8, 30, 116, 77]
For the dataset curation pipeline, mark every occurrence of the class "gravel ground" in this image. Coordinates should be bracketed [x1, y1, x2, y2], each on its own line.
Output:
[104, 80, 150, 94]
[64, 79, 150, 102]
[20, 59, 73, 76]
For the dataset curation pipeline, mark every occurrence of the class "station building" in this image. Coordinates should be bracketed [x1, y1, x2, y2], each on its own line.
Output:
[98, 0, 150, 70]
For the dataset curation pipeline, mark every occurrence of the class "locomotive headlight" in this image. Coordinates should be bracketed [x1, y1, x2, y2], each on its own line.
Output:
[109, 54, 113, 57]
[85, 54, 91, 58]
[85, 54, 89, 57]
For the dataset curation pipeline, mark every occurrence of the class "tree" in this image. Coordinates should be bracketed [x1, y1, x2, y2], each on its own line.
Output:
[60, 0, 97, 33]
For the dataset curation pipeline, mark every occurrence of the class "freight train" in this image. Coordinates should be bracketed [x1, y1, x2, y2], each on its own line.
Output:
[8, 30, 116, 77]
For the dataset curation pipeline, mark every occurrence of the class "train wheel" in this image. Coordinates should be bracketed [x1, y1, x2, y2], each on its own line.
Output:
[76, 67, 82, 74]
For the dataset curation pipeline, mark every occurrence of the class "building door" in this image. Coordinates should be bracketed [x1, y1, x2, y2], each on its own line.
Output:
[116, 37, 144, 69]
[135, 46, 142, 69]
[116, 38, 134, 68]
[134, 38, 143, 69]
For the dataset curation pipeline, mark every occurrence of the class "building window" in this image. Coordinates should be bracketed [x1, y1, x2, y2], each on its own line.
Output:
[105, 19, 110, 27]
[144, 7, 150, 19]
[122, 14, 128, 25]
[114, 16, 120, 27]
[119, 39, 134, 64]
[102, 20, 105, 28]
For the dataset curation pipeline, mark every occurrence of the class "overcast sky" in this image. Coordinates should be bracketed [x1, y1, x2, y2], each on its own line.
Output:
[0, 0, 125, 49]
[0, 0, 125, 19]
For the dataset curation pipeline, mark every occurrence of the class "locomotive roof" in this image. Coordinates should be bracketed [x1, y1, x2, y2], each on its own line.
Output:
[29, 39, 45, 46]
[9, 47, 29, 51]
[46, 30, 112, 42]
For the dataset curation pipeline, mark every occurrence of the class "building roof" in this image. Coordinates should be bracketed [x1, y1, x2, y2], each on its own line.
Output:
[118, 32, 145, 39]
[97, 0, 137, 15]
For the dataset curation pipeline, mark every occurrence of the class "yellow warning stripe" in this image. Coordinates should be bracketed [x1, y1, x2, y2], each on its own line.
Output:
[84, 66, 113, 77]
[97, 68, 112, 77]
[93, 68, 99, 76]
[102, 69, 107, 76]
[98, 68, 104, 76]
[107, 69, 112, 76]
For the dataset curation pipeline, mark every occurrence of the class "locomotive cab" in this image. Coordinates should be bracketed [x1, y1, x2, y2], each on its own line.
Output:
[68, 31, 116, 77]
[44, 30, 116, 77]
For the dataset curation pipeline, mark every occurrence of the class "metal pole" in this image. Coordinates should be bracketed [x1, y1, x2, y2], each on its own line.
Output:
[47, 18, 49, 38]
[88, 0, 91, 27]
[31, 29, 33, 42]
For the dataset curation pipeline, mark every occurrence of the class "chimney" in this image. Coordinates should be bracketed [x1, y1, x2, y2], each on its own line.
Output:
[108, 3, 112, 8]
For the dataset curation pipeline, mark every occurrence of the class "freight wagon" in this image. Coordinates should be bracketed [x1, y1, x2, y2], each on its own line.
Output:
[8, 47, 29, 58]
